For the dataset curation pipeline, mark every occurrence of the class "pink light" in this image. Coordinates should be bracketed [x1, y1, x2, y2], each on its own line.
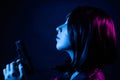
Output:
[93, 16, 116, 44]
[88, 68, 105, 80]
[54, 77, 58, 80]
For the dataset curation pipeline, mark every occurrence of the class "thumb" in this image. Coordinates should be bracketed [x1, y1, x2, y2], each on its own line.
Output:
[18, 63, 24, 78]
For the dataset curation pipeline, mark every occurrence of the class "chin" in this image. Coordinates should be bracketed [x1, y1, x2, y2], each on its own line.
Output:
[56, 46, 69, 52]
[56, 46, 62, 51]
[56, 45, 64, 51]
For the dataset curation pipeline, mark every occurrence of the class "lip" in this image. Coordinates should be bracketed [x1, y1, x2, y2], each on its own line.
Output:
[56, 36, 60, 41]
[56, 35, 60, 39]
[56, 36, 60, 39]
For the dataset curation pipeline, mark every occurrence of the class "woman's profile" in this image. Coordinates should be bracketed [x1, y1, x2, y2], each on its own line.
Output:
[3, 6, 118, 80]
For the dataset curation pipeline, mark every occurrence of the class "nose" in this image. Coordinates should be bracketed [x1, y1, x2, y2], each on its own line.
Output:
[56, 25, 62, 33]
[56, 27, 59, 32]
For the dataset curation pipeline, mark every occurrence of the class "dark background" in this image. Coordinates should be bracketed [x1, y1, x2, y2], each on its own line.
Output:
[0, 0, 120, 80]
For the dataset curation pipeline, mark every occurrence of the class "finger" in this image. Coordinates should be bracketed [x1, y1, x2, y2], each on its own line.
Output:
[3, 69, 5, 75]
[10, 61, 17, 75]
[18, 63, 24, 78]
[10, 61, 16, 72]
[6, 64, 10, 72]
[3, 68, 7, 76]
[3, 68, 8, 79]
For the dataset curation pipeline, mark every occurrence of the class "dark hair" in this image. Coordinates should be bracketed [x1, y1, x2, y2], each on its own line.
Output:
[67, 6, 118, 73]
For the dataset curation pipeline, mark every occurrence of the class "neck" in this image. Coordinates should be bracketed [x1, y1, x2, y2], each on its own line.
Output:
[70, 71, 87, 80]
[65, 50, 74, 63]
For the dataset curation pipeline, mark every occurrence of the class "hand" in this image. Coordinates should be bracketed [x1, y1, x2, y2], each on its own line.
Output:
[3, 59, 24, 80]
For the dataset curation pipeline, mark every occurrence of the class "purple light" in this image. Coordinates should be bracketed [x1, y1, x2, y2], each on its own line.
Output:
[88, 68, 105, 80]
[54, 77, 58, 80]
[93, 16, 116, 44]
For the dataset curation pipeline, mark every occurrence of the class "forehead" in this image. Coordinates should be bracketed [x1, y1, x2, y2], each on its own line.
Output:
[65, 19, 68, 24]
[57, 18, 68, 28]
[60, 22, 67, 29]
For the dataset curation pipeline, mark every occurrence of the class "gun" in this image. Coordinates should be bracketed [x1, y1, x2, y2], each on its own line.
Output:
[15, 40, 33, 76]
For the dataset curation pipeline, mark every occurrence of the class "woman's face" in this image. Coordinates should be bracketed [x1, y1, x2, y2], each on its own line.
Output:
[56, 19, 71, 51]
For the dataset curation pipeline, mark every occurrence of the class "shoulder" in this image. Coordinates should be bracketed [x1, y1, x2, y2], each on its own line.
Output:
[72, 68, 106, 80]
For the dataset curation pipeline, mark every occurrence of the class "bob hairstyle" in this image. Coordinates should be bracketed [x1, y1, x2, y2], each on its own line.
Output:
[54, 6, 118, 80]
[66, 6, 118, 73]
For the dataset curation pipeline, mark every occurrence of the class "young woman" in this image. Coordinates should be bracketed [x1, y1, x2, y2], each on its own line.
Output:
[3, 6, 118, 80]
